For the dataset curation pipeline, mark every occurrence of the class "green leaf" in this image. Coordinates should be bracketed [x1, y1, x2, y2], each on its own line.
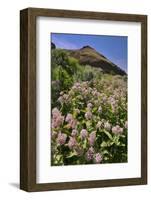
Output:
[55, 154, 63, 164]
[82, 139, 87, 149]
[102, 150, 109, 155]
[120, 143, 126, 147]
[103, 129, 113, 140]
[113, 135, 120, 145]
[66, 151, 77, 158]
[92, 107, 98, 113]
[104, 156, 109, 161]
[101, 141, 108, 147]
[101, 141, 114, 147]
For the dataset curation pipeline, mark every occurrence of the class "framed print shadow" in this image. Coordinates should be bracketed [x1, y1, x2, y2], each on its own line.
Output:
[20, 8, 147, 192]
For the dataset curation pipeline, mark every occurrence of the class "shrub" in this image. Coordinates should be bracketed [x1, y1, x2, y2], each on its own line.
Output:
[51, 76, 127, 165]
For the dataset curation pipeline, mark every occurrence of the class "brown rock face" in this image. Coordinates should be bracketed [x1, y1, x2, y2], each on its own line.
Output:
[68, 46, 127, 76]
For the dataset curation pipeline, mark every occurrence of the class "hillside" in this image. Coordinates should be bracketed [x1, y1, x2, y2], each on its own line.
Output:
[51, 42, 127, 76]
[51, 42, 127, 166]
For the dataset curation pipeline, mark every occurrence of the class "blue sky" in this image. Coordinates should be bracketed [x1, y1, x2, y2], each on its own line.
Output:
[51, 33, 127, 72]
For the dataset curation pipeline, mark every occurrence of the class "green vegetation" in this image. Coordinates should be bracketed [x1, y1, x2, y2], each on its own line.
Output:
[51, 49, 103, 108]
[51, 48, 127, 166]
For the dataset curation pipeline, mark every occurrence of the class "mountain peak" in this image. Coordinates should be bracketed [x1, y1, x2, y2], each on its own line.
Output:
[69, 46, 127, 76]
[80, 45, 94, 50]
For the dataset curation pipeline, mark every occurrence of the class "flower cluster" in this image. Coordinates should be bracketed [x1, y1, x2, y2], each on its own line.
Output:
[65, 113, 77, 129]
[56, 132, 67, 145]
[112, 125, 123, 135]
[51, 75, 127, 166]
[52, 108, 64, 128]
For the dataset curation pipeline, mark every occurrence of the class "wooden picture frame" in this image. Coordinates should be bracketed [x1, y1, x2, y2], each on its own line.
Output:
[20, 7, 147, 192]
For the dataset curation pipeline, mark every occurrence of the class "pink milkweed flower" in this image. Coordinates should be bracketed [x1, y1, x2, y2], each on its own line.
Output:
[108, 96, 116, 105]
[65, 114, 77, 129]
[96, 121, 102, 129]
[52, 107, 60, 118]
[86, 147, 95, 161]
[96, 92, 101, 97]
[88, 131, 96, 146]
[112, 125, 123, 135]
[85, 111, 92, 120]
[94, 153, 103, 163]
[75, 82, 81, 87]
[74, 108, 80, 114]
[87, 103, 93, 110]
[56, 132, 67, 145]
[65, 113, 73, 123]
[52, 108, 64, 128]
[68, 137, 77, 149]
[72, 85, 77, 90]
[58, 96, 64, 104]
[71, 129, 78, 137]
[58, 94, 69, 104]
[80, 129, 88, 139]
[70, 119, 77, 129]
[67, 119, 77, 129]
[101, 96, 107, 103]
[62, 94, 69, 100]
[83, 89, 88, 95]
[104, 121, 111, 131]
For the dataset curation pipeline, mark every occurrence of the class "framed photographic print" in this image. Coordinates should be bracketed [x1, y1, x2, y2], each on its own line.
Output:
[20, 8, 147, 191]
